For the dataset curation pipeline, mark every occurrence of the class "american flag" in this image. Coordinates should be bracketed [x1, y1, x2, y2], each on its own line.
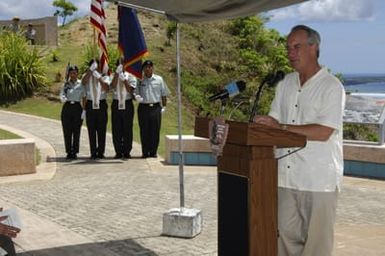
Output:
[90, 0, 109, 74]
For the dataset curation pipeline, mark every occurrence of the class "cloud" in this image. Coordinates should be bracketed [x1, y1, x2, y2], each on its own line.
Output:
[269, 0, 375, 22]
[0, 0, 90, 21]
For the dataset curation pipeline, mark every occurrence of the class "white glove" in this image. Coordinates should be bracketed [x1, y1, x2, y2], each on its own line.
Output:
[89, 61, 98, 71]
[119, 72, 127, 81]
[81, 110, 86, 120]
[130, 83, 137, 89]
[116, 64, 123, 74]
[161, 107, 166, 114]
[134, 94, 143, 103]
[92, 70, 102, 79]
[60, 95, 67, 103]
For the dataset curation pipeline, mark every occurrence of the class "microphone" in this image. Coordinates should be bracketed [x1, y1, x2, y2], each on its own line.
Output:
[208, 80, 246, 102]
[249, 71, 285, 122]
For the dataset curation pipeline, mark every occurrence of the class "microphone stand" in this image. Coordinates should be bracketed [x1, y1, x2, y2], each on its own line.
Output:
[249, 78, 268, 122]
[219, 98, 228, 117]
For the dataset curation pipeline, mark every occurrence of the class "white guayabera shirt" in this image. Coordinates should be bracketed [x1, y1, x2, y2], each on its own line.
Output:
[269, 67, 345, 192]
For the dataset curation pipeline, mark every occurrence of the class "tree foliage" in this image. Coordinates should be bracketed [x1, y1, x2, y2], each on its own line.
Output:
[165, 21, 177, 46]
[343, 123, 379, 142]
[53, 0, 78, 26]
[229, 16, 291, 79]
[0, 31, 47, 104]
[180, 16, 290, 120]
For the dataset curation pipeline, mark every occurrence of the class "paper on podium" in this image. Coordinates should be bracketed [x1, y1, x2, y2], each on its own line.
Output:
[0, 207, 22, 230]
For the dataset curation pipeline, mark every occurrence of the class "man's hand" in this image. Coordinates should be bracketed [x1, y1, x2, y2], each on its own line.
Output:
[134, 94, 143, 103]
[0, 216, 20, 238]
[253, 115, 280, 128]
[119, 72, 127, 81]
[92, 70, 102, 80]
[161, 107, 166, 114]
[116, 64, 123, 74]
[89, 61, 98, 71]
[60, 95, 67, 103]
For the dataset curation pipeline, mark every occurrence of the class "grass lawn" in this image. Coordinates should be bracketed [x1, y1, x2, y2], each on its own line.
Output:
[0, 128, 21, 140]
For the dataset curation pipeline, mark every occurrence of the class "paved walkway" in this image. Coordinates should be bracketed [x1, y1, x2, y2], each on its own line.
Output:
[0, 110, 385, 256]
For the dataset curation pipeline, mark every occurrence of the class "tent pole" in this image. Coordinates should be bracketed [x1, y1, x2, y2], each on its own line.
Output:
[115, 1, 166, 15]
[176, 23, 185, 208]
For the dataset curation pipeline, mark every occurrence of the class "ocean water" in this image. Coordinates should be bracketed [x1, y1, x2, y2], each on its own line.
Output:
[342, 74, 385, 123]
[343, 74, 385, 94]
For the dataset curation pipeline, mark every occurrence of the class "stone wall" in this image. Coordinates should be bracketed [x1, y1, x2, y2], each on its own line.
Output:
[0, 16, 58, 46]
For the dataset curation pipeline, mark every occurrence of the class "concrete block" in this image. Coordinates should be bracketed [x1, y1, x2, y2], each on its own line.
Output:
[165, 135, 213, 164]
[162, 207, 202, 238]
[0, 138, 36, 176]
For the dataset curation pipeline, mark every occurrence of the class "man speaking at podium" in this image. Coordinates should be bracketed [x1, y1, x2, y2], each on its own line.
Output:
[254, 25, 345, 256]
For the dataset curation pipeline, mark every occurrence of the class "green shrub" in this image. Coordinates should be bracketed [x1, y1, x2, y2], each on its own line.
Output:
[0, 31, 47, 103]
[343, 123, 379, 142]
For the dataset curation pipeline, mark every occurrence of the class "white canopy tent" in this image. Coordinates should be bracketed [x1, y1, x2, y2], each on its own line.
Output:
[112, 0, 309, 209]
[114, 0, 308, 22]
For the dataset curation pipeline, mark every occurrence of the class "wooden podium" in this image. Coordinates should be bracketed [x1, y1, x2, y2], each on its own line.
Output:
[194, 117, 306, 256]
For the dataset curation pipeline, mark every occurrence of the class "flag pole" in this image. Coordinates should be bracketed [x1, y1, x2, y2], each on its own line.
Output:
[115, 3, 202, 238]
[176, 22, 185, 209]
[115, 1, 165, 15]
[93, 27, 97, 59]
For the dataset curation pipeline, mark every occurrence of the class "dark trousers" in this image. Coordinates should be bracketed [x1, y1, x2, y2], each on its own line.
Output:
[138, 103, 161, 157]
[111, 99, 134, 156]
[86, 100, 108, 157]
[0, 235, 16, 256]
[61, 102, 83, 155]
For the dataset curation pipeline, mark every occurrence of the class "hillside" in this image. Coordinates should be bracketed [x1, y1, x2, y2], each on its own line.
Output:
[38, 4, 254, 133]
[53, 4, 239, 104]
[45, 4, 289, 126]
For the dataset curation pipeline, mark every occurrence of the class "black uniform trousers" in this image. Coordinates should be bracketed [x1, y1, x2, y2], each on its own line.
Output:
[138, 103, 161, 157]
[61, 102, 83, 155]
[86, 100, 108, 158]
[111, 99, 134, 157]
[0, 235, 16, 256]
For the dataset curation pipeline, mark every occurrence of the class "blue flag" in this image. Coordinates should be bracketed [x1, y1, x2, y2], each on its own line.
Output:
[118, 6, 148, 79]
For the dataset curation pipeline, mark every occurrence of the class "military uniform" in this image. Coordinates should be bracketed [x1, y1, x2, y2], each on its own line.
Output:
[111, 72, 137, 159]
[83, 73, 110, 159]
[60, 77, 85, 159]
[137, 61, 169, 158]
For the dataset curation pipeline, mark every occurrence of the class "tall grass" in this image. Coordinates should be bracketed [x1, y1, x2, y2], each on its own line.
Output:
[0, 31, 47, 104]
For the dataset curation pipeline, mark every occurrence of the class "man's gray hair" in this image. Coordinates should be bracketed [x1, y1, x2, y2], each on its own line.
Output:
[290, 25, 321, 57]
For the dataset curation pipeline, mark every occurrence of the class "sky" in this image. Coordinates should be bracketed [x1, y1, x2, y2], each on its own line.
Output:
[0, 0, 384, 74]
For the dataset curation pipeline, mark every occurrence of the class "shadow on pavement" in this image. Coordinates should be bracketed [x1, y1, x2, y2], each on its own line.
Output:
[17, 238, 158, 256]
[46, 156, 127, 165]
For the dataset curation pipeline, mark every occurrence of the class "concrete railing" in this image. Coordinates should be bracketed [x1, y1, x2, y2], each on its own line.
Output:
[165, 135, 385, 179]
[0, 138, 36, 176]
[343, 140, 385, 179]
[165, 135, 216, 165]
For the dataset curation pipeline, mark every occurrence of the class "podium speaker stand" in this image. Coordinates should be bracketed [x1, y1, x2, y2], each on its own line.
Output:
[194, 117, 306, 256]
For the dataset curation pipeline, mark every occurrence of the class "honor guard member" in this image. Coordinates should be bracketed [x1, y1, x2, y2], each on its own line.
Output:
[137, 60, 169, 158]
[59, 65, 86, 160]
[81, 60, 110, 160]
[110, 60, 137, 159]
